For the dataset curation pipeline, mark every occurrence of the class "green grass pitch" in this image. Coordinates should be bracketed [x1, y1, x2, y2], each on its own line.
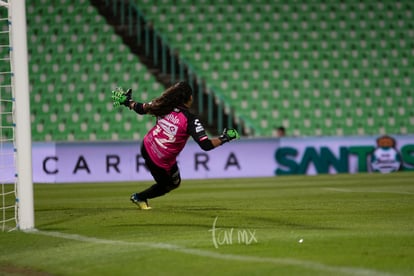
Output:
[1, 172, 413, 275]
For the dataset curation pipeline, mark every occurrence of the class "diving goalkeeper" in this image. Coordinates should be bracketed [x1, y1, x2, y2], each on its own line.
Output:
[112, 81, 240, 210]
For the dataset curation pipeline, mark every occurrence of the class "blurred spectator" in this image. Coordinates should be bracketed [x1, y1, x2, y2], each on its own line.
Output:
[276, 126, 286, 137]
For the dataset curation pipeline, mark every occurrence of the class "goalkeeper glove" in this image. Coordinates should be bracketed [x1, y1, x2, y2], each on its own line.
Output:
[112, 87, 132, 108]
[219, 128, 240, 144]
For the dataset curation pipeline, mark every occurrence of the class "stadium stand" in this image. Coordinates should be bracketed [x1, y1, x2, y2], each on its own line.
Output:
[135, 0, 414, 136]
[26, 0, 164, 141]
[3, 0, 412, 141]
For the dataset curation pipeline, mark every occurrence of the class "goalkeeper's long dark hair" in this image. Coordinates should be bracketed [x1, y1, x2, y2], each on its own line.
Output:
[146, 81, 193, 117]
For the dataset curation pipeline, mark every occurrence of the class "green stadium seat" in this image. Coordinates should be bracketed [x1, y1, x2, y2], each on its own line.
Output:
[23, 0, 414, 139]
[27, 0, 166, 141]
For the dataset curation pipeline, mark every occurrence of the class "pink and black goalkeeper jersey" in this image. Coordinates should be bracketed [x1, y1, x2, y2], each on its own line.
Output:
[143, 107, 214, 171]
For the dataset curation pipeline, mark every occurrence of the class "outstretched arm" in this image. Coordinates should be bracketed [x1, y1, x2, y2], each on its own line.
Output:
[112, 87, 149, 115]
[209, 137, 224, 148]
[129, 101, 150, 115]
[188, 113, 240, 151]
[196, 128, 240, 151]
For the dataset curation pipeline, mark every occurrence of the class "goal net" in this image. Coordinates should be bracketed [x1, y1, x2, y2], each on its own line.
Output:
[0, 0, 16, 231]
[0, 0, 34, 231]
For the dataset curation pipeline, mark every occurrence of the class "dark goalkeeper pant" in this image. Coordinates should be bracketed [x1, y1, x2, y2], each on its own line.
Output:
[137, 144, 181, 200]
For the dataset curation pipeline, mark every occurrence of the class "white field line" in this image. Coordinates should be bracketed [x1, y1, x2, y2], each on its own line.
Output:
[25, 229, 395, 276]
[324, 188, 414, 195]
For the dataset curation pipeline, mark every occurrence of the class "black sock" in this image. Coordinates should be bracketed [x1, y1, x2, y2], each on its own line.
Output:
[137, 183, 169, 200]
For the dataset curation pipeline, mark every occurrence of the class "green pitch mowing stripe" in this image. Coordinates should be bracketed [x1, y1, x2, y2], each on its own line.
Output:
[28, 229, 393, 276]
[0, 172, 413, 276]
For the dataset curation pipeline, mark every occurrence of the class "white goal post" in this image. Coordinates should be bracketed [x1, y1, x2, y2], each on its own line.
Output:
[0, 0, 34, 231]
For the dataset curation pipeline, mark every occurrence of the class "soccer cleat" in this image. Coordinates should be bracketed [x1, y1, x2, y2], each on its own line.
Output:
[130, 193, 152, 210]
